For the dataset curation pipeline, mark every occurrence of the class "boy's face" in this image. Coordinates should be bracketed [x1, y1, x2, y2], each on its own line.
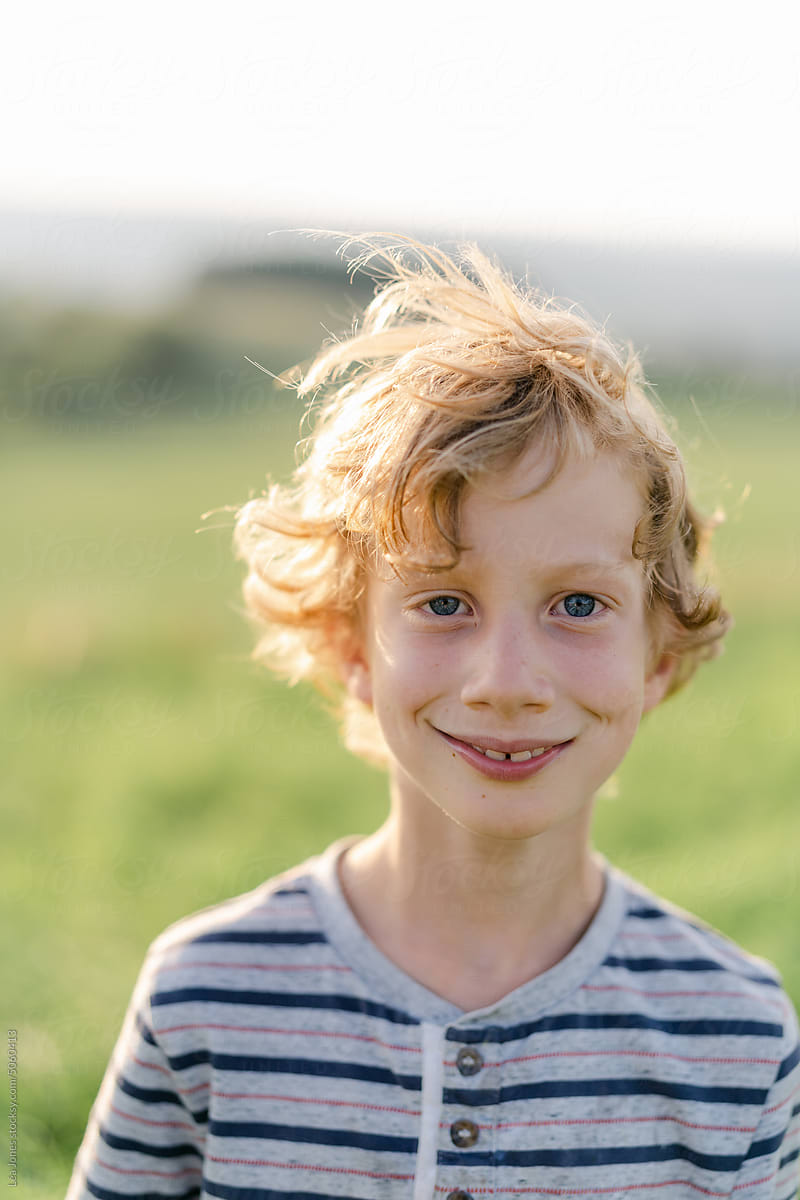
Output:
[347, 444, 674, 845]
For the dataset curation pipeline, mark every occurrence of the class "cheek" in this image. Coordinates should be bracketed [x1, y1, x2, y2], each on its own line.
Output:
[371, 635, 446, 713]
[562, 641, 648, 714]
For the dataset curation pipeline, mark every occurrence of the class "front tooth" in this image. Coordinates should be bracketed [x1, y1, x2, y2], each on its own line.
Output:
[530, 746, 548, 758]
[484, 749, 507, 761]
[509, 750, 533, 762]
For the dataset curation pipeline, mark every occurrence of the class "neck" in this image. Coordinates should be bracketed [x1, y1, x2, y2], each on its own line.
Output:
[338, 803, 604, 1010]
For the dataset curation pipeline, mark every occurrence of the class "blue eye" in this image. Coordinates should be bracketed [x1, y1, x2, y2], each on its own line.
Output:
[563, 593, 597, 618]
[427, 596, 462, 617]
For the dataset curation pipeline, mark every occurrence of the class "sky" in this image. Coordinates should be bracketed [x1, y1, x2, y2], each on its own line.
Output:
[4, 1, 800, 254]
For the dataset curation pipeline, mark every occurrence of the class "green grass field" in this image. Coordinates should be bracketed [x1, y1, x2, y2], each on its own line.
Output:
[3, 383, 799, 1195]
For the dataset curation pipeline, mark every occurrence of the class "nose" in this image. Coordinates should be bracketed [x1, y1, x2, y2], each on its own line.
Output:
[459, 612, 555, 717]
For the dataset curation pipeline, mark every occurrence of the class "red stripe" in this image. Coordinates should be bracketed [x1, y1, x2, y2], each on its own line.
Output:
[211, 1090, 753, 1129]
[731, 1172, 777, 1192]
[157, 1021, 420, 1053]
[208, 1155, 413, 1179]
[132, 1055, 171, 1076]
[110, 1104, 196, 1132]
[213, 1089, 418, 1116]
[763, 1077, 800, 1115]
[485, 1115, 757, 1133]
[97, 1158, 199, 1179]
[581, 983, 784, 1011]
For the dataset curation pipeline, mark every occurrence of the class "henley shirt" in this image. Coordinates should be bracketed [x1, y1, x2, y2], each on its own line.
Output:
[67, 837, 800, 1199]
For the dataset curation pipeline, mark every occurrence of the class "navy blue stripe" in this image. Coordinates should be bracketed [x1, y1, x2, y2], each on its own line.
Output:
[625, 908, 712, 939]
[204, 1183, 338, 1200]
[150, 987, 419, 1025]
[779, 1144, 799, 1170]
[166, 1049, 420, 1090]
[745, 1130, 793, 1161]
[118, 1070, 206, 1113]
[117, 1073, 184, 1107]
[444, 1077, 767, 1107]
[86, 1179, 200, 1200]
[135, 1012, 158, 1046]
[603, 955, 779, 984]
[170, 1049, 213, 1070]
[117, 1073, 207, 1122]
[438, 1141, 744, 1171]
[208, 1118, 417, 1152]
[189, 930, 327, 945]
[99, 1124, 202, 1159]
[272, 887, 310, 896]
[776, 1041, 800, 1081]
[445, 1012, 783, 1043]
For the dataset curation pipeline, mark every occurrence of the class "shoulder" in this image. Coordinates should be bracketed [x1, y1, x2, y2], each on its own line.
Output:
[602, 865, 791, 1020]
[587, 866, 800, 1107]
[133, 849, 331, 1006]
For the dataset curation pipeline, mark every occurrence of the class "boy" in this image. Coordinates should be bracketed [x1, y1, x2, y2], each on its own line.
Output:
[68, 238, 800, 1199]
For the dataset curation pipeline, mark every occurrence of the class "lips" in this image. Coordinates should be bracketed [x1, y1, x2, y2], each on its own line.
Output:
[437, 730, 570, 781]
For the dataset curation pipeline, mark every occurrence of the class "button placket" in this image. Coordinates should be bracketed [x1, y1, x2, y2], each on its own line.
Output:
[443, 1038, 486, 1199]
[453, 1043, 484, 1148]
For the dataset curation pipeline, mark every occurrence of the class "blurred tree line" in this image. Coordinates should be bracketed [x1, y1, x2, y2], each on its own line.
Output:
[0, 262, 374, 428]
[2, 258, 796, 431]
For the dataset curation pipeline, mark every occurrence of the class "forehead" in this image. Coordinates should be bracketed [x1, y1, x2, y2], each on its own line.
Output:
[455, 444, 646, 568]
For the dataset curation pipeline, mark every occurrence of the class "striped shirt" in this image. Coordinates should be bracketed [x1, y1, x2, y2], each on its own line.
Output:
[68, 837, 800, 1199]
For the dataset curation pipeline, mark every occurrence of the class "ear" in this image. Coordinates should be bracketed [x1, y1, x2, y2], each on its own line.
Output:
[642, 651, 678, 714]
[341, 652, 373, 708]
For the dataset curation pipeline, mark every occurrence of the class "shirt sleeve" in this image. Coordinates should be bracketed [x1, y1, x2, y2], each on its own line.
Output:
[732, 996, 800, 1200]
[65, 948, 207, 1200]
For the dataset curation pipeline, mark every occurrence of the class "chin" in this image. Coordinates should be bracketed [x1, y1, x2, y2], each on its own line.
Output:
[440, 794, 591, 846]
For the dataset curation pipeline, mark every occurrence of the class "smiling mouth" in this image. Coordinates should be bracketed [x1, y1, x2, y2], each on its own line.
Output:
[437, 731, 570, 780]
[440, 731, 570, 760]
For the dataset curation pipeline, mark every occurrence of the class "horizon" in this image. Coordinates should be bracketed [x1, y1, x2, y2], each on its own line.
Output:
[2, 208, 798, 369]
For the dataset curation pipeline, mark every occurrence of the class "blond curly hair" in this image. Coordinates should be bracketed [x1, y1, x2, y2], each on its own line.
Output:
[233, 236, 730, 763]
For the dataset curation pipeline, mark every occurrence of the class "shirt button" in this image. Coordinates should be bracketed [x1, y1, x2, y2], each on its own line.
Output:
[446, 1192, 473, 1200]
[456, 1046, 484, 1076]
[450, 1118, 480, 1148]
